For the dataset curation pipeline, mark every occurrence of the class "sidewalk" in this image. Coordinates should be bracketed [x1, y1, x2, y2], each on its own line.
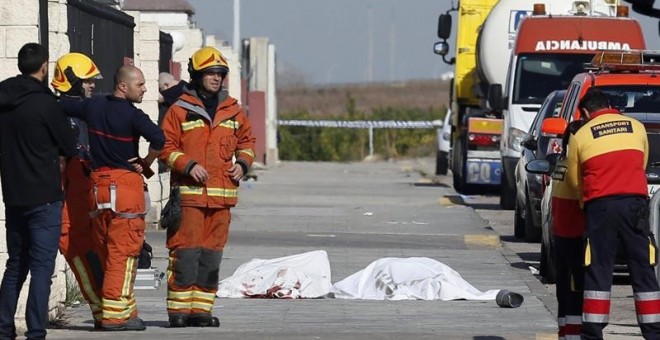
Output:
[47, 159, 557, 339]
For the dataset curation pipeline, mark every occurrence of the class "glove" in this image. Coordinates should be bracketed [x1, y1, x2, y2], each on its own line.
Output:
[63, 66, 83, 97]
[130, 157, 155, 179]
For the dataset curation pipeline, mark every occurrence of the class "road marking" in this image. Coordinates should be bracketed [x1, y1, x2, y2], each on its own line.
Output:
[464, 234, 500, 248]
[536, 333, 557, 340]
[417, 178, 433, 184]
[306, 234, 336, 238]
[439, 195, 464, 206]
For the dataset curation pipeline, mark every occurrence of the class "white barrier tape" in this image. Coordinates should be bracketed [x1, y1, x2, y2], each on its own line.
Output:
[277, 120, 435, 129]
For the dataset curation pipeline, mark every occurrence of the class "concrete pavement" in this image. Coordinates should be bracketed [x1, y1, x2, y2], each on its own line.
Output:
[47, 159, 557, 339]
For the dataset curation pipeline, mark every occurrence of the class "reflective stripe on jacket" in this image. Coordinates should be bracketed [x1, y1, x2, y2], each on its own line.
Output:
[159, 88, 256, 208]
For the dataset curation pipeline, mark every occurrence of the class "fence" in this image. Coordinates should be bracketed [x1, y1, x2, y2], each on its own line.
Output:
[277, 120, 437, 156]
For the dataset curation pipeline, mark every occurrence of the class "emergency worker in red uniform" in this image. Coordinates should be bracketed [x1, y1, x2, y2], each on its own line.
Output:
[566, 90, 660, 339]
[61, 65, 165, 331]
[551, 121, 587, 340]
[159, 46, 256, 328]
[51, 52, 104, 327]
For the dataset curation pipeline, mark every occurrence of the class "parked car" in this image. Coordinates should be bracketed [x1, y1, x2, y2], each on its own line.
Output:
[536, 109, 659, 283]
[528, 53, 660, 282]
[513, 90, 565, 242]
[434, 108, 453, 175]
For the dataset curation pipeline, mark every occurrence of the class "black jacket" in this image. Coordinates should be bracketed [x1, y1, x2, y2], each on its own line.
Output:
[0, 75, 76, 206]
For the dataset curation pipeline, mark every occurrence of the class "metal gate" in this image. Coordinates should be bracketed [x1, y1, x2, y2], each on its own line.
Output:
[159, 31, 173, 74]
[67, 0, 134, 93]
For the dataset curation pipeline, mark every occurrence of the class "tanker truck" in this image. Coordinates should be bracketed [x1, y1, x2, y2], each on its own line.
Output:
[434, 0, 645, 208]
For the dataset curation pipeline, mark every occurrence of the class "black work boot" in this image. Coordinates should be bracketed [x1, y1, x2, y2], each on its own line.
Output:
[187, 314, 220, 327]
[101, 317, 146, 331]
[168, 315, 188, 328]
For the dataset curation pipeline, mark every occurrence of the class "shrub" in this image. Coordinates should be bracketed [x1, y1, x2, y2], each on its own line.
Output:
[278, 94, 445, 161]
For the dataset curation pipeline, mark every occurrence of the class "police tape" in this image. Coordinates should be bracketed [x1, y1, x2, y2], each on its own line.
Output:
[277, 120, 436, 129]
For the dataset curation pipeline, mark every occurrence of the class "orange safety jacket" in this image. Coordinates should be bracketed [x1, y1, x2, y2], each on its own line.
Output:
[566, 108, 648, 203]
[159, 88, 256, 208]
[550, 159, 585, 238]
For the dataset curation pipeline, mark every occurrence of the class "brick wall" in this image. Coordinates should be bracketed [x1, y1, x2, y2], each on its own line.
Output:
[0, 0, 69, 331]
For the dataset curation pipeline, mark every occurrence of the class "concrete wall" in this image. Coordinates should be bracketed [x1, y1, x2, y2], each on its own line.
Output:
[247, 37, 278, 166]
[140, 12, 189, 28]
[0, 0, 70, 330]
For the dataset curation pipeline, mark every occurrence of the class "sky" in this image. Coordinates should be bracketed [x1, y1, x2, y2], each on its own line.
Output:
[186, 0, 660, 85]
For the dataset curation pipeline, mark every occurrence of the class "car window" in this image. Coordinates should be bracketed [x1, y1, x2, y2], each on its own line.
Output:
[593, 85, 660, 113]
[512, 54, 592, 105]
[561, 82, 582, 122]
[649, 131, 660, 169]
[529, 96, 551, 136]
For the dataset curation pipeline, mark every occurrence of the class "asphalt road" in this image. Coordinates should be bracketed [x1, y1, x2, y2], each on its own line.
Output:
[45, 158, 641, 339]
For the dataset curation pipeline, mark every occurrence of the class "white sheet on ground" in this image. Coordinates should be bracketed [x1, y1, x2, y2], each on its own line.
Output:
[330, 257, 500, 301]
[217, 250, 331, 299]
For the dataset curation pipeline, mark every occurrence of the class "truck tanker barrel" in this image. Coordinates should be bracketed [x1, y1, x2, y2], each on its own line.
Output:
[476, 0, 619, 99]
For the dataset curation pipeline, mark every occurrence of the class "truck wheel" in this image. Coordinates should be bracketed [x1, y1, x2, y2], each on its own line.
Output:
[436, 151, 448, 175]
[514, 199, 525, 239]
[452, 141, 464, 192]
[524, 197, 541, 242]
[452, 134, 478, 194]
[499, 174, 516, 210]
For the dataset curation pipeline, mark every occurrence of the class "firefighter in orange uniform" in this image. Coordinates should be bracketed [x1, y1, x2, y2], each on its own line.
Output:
[551, 121, 587, 340]
[566, 90, 660, 339]
[51, 52, 104, 328]
[60, 65, 165, 331]
[159, 46, 256, 328]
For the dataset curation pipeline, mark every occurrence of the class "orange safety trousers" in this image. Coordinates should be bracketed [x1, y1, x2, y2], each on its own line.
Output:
[89, 169, 147, 326]
[59, 158, 104, 323]
[166, 206, 230, 318]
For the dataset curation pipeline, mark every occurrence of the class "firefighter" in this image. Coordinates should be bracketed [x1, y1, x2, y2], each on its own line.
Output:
[551, 120, 587, 340]
[51, 52, 104, 328]
[60, 65, 165, 331]
[565, 90, 660, 339]
[159, 46, 256, 328]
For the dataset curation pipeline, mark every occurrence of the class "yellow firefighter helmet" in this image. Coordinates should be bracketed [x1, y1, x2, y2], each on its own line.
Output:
[188, 46, 229, 78]
[51, 52, 101, 92]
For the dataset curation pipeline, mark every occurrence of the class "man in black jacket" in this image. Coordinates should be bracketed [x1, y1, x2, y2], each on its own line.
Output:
[0, 43, 76, 340]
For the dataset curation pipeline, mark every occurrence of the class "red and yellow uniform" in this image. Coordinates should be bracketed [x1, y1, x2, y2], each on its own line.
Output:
[566, 108, 648, 202]
[550, 157, 585, 340]
[159, 88, 255, 322]
[566, 108, 660, 339]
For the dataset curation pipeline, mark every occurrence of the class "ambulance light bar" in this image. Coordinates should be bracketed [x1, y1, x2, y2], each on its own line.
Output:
[584, 50, 660, 72]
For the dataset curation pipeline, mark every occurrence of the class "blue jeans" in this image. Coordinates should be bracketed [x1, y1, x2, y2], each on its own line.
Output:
[0, 201, 63, 340]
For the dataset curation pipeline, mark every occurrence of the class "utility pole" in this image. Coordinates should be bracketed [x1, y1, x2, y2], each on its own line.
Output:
[233, 0, 240, 51]
[368, 4, 374, 83]
[389, 6, 395, 82]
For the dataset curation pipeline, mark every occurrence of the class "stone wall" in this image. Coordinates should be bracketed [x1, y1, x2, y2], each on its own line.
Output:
[124, 11, 169, 226]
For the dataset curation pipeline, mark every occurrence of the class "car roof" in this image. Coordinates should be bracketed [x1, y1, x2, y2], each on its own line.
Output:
[574, 71, 660, 86]
[625, 112, 660, 125]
